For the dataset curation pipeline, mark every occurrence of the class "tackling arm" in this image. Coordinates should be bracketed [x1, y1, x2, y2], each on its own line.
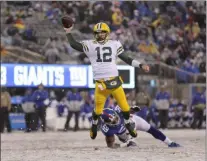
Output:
[105, 136, 120, 148]
[105, 135, 115, 148]
[66, 33, 84, 52]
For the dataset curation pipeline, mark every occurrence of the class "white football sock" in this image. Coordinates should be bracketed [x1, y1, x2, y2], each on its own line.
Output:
[92, 119, 98, 125]
[124, 119, 130, 124]
[164, 137, 173, 145]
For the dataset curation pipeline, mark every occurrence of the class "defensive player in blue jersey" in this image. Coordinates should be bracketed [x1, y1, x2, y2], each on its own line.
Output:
[100, 106, 181, 148]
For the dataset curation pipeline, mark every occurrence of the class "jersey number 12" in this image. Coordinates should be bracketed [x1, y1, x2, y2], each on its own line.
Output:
[95, 47, 112, 62]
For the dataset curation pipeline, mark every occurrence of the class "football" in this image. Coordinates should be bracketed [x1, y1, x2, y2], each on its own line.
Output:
[61, 16, 74, 28]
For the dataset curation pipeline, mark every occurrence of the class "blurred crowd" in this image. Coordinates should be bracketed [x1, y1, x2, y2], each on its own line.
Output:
[1, 84, 206, 133]
[1, 1, 206, 73]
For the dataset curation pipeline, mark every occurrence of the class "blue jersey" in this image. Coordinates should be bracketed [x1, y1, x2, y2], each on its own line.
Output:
[100, 106, 126, 136]
[32, 90, 48, 108]
[192, 92, 206, 106]
[156, 92, 170, 101]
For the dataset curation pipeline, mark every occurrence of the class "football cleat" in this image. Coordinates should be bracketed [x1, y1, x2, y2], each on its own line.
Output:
[90, 124, 98, 140]
[168, 142, 181, 148]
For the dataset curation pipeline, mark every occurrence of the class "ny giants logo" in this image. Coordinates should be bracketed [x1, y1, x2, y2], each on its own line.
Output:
[103, 111, 115, 121]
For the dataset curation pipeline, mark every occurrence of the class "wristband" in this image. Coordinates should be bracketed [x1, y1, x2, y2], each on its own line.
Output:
[132, 60, 142, 68]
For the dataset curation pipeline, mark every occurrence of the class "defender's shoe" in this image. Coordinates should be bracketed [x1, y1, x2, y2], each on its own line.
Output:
[90, 124, 98, 140]
[168, 142, 181, 148]
[125, 122, 137, 138]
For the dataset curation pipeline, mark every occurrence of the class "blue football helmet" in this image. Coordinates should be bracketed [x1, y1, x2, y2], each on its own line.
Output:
[101, 108, 120, 126]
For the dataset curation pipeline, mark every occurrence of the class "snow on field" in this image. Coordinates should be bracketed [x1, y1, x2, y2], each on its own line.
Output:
[1, 129, 205, 161]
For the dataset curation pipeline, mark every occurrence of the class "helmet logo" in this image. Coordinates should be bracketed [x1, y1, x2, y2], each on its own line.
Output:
[102, 109, 119, 126]
[110, 81, 117, 86]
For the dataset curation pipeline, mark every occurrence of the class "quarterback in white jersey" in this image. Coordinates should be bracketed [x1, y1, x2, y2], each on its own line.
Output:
[81, 39, 124, 79]
[63, 21, 150, 140]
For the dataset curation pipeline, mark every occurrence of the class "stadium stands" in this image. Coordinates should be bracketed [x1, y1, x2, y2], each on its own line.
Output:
[1, 1, 206, 71]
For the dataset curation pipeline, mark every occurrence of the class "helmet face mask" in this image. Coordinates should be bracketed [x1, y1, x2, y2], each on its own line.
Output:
[110, 115, 119, 125]
[94, 31, 108, 42]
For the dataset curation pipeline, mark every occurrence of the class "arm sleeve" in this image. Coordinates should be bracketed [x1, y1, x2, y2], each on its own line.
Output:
[118, 52, 133, 65]
[116, 40, 124, 56]
[66, 33, 84, 52]
[118, 53, 142, 68]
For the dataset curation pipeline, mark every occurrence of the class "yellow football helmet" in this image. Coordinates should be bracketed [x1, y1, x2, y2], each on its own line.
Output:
[93, 22, 110, 42]
[93, 22, 110, 33]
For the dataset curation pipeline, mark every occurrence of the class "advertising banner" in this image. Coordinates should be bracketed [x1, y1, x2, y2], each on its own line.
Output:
[1, 64, 135, 88]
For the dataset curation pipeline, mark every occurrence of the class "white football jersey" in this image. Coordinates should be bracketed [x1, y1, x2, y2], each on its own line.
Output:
[81, 40, 124, 80]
